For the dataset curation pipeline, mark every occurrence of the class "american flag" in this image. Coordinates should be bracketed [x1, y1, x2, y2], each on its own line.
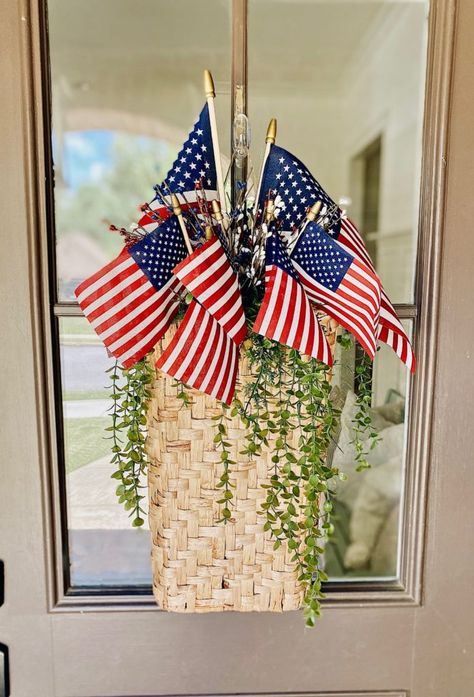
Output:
[253, 231, 332, 366]
[138, 104, 218, 233]
[258, 143, 415, 371]
[75, 217, 187, 368]
[156, 299, 239, 405]
[257, 144, 340, 234]
[292, 221, 381, 359]
[173, 235, 247, 345]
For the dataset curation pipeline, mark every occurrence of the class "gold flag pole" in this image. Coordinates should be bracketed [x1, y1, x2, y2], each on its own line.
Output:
[204, 70, 228, 218]
[171, 194, 193, 254]
[252, 118, 277, 219]
[287, 201, 322, 256]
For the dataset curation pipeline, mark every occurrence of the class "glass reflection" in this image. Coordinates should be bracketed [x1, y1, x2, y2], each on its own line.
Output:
[49, 0, 232, 299]
[325, 322, 413, 579]
[248, 0, 428, 303]
[59, 317, 151, 586]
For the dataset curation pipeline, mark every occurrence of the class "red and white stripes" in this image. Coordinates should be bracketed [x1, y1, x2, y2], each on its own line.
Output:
[75, 250, 181, 368]
[293, 257, 381, 359]
[254, 265, 332, 366]
[338, 217, 415, 371]
[173, 236, 247, 345]
[156, 300, 239, 405]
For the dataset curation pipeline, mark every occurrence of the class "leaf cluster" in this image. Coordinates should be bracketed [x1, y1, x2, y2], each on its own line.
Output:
[106, 358, 155, 527]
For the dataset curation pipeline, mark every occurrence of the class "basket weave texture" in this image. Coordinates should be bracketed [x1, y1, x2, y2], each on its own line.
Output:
[147, 323, 336, 613]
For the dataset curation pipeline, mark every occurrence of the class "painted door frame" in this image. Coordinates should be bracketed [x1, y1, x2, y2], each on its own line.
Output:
[1, 0, 474, 695]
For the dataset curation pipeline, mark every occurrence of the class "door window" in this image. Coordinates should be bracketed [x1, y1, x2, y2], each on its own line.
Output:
[47, 0, 428, 594]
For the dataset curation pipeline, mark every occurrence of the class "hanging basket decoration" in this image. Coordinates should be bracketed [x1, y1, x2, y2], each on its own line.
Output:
[75, 70, 415, 626]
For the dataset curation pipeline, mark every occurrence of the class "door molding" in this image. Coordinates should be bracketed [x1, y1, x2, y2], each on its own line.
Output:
[21, 0, 457, 611]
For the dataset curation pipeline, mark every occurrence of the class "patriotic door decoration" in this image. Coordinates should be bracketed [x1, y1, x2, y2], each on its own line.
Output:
[76, 75, 415, 406]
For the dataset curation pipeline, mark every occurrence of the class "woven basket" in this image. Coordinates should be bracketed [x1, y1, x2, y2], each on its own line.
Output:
[147, 322, 337, 613]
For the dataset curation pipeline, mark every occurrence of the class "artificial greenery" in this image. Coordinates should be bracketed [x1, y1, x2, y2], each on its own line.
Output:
[338, 331, 382, 472]
[232, 333, 341, 626]
[106, 358, 154, 527]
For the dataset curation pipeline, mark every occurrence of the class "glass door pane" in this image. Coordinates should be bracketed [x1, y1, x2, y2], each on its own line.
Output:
[248, 0, 427, 580]
[326, 322, 413, 579]
[48, 0, 232, 589]
[49, 0, 232, 300]
[248, 0, 428, 303]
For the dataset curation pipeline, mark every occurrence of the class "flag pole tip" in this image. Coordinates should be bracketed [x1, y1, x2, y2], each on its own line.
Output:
[265, 118, 277, 144]
[203, 69, 215, 98]
[212, 199, 223, 220]
[170, 193, 181, 214]
[306, 201, 322, 221]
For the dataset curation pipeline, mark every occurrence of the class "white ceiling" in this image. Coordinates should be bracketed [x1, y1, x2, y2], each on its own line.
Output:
[47, 0, 428, 142]
[48, 1, 426, 96]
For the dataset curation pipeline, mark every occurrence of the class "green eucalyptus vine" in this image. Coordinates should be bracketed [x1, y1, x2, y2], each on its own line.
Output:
[233, 334, 342, 627]
[337, 331, 382, 472]
[106, 358, 154, 527]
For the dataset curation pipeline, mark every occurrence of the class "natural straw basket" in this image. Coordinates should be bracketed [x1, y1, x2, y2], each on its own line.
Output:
[147, 321, 337, 613]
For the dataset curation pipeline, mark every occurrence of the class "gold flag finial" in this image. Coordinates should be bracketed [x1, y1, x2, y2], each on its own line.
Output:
[211, 199, 223, 221]
[170, 193, 182, 216]
[305, 201, 322, 222]
[203, 69, 215, 98]
[205, 225, 214, 240]
[265, 118, 277, 144]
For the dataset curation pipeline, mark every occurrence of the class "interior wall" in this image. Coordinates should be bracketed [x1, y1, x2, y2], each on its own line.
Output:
[340, 4, 428, 303]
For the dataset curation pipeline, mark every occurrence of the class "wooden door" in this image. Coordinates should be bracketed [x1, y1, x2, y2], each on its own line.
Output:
[1, 0, 473, 695]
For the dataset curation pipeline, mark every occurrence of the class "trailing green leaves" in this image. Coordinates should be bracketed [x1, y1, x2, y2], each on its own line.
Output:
[213, 404, 236, 522]
[352, 345, 382, 472]
[107, 358, 154, 527]
[226, 335, 342, 627]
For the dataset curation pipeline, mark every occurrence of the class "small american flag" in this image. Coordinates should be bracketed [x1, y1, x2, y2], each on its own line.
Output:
[156, 300, 239, 405]
[173, 236, 247, 345]
[253, 231, 332, 366]
[258, 143, 415, 371]
[292, 221, 381, 359]
[75, 217, 187, 368]
[139, 104, 218, 232]
[258, 144, 340, 234]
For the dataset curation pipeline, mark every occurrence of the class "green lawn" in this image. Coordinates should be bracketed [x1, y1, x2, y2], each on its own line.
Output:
[64, 389, 109, 401]
[60, 317, 96, 336]
[64, 417, 111, 473]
